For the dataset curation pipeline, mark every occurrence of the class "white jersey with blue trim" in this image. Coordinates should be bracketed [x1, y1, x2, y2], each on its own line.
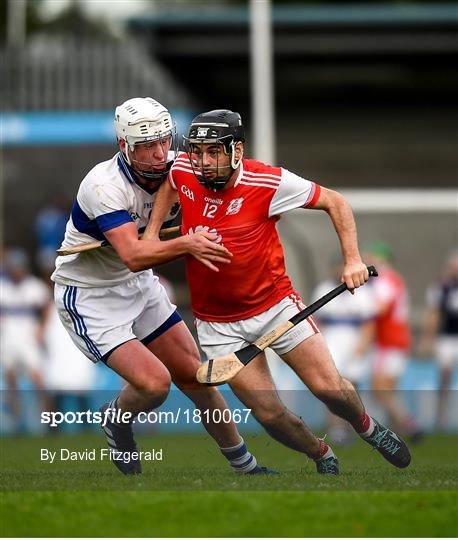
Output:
[52, 152, 179, 288]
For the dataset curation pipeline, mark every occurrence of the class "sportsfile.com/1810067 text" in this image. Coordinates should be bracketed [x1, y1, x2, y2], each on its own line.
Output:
[40, 408, 252, 428]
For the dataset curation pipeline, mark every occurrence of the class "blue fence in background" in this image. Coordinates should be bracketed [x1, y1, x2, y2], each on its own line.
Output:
[2, 110, 194, 146]
[1, 359, 457, 436]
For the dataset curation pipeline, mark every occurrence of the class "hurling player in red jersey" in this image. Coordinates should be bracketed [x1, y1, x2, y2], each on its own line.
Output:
[145, 109, 412, 472]
[365, 242, 422, 440]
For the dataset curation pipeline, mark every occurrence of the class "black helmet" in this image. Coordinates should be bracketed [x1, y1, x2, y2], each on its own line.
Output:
[183, 109, 245, 190]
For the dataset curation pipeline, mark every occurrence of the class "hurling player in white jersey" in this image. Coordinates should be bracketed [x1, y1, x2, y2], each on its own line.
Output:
[1, 248, 51, 432]
[52, 98, 269, 475]
[144, 109, 412, 474]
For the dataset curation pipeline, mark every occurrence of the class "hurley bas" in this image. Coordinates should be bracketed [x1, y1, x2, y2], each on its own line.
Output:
[40, 448, 163, 463]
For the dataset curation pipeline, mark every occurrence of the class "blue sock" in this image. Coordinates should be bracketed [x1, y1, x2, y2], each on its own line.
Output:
[220, 438, 258, 473]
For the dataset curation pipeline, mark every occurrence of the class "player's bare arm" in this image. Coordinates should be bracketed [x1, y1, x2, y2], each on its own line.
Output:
[312, 187, 368, 290]
[104, 221, 232, 273]
[143, 180, 179, 241]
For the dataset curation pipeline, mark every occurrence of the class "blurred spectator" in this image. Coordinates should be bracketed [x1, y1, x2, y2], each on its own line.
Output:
[0, 248, 51, 432]
[418, 250, 458, 431]
[34, 196, 69, 277]
[42, 302, 97, 431]
[34, 248, 99, 430]
[311, 258, 376, 444]
[364, 242, 422, 440]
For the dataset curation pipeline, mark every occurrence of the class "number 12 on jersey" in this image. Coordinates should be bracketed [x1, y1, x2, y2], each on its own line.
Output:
[203, 203, 218, 218]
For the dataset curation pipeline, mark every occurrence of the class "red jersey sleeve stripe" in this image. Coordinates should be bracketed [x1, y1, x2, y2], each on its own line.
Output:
[174, 159, 191, 168]
[303, 183, 321, 208]
[242, 175, 280, 186]
[172, 165, 194, 174]
[243, 171, 282, 181]
[238, 180, 278, 190]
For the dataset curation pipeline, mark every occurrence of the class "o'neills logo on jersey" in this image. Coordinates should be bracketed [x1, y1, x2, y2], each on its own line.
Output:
[226, 198, 244, 215]
[181, 185, 195, 201]
[204, 196, 223, 205]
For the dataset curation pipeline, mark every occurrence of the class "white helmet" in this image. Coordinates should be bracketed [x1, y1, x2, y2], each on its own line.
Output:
[114, 97, 177, 184]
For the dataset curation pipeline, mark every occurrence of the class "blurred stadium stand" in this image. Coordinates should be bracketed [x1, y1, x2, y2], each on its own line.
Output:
[1, 38, 193, 111]
[128, 2, 457, 188]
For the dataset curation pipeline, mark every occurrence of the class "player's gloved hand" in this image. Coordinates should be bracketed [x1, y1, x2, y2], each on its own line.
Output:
[186, 231, 233, 272]
[341, 260, 369, 294]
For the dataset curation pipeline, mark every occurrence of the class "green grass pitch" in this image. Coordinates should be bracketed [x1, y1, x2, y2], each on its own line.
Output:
[1, 432, 457, 537]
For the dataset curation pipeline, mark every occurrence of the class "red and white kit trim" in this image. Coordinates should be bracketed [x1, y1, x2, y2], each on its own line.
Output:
[238, 170, 282, 190]
[287, 291, 320, 334]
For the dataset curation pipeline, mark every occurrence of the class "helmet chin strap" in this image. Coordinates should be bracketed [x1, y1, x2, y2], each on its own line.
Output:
[230, 141, 243, 169]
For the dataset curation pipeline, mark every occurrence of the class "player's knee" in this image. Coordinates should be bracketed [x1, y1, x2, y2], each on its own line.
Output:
[309, 377, 340, 400]
[137, 371, 171, 404]
[156, 374, 172, 402]
[175, 355, 202, 387]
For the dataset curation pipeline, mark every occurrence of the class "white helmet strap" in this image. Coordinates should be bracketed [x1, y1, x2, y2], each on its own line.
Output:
[230, 141, 243, 170]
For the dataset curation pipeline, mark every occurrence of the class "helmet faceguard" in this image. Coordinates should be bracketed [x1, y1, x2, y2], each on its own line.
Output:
[114, 97, 177, 190]
[183, 110, 245, 191]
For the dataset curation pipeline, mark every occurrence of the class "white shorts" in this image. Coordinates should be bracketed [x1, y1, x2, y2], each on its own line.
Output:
[373, 347, 408, 378]
[323, 329, 369, 384]
[196, 295, 319, 360]
[1, 337, 43, 373]
[330, 347, 370, 385]
[436, 336, 458, 369]
[54, 271, 179, 363]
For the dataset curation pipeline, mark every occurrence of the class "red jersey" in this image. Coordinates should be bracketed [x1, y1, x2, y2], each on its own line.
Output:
[372, 266, 411, 350]
[169, 153, 321, 322]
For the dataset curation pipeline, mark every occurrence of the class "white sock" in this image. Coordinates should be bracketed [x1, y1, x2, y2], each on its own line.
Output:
[317, 445, 336, 461]
[220, 438, 258, 473]
[359, 416, 375, 439]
